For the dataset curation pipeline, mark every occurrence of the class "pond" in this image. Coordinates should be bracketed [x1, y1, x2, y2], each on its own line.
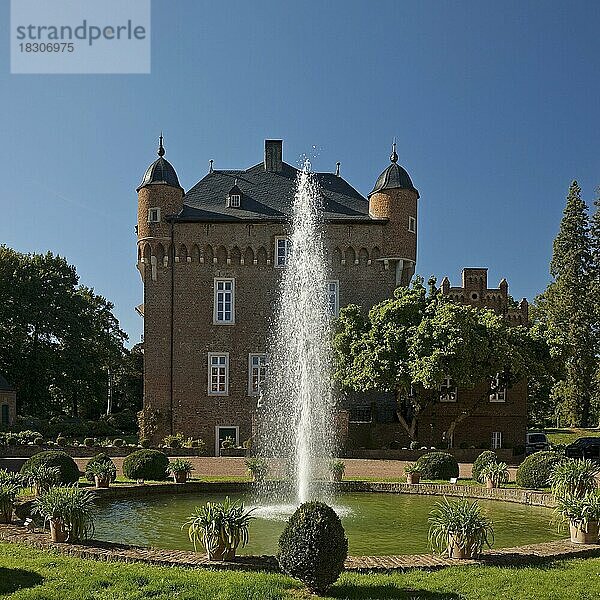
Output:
[94, 492, 562, 556]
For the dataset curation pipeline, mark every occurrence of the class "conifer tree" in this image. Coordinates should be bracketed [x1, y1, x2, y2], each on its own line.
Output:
[544, 181, 596, 426]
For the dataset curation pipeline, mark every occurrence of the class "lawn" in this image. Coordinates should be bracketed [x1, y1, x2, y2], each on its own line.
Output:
[1, 543, 600, 599]
[545, 428, 600, 446]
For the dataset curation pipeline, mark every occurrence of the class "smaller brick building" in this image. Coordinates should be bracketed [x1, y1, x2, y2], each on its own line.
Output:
[0, 375, 16, 428]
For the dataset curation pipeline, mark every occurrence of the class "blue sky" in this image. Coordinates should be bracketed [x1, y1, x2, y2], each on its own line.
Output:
[1, 1, 598, 345]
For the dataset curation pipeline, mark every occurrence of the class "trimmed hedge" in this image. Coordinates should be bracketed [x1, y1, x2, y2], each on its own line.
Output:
[416, 452, 459, 480]
[278, 501, 348, 593]
[20, 451, 80, 484]
[516, 451, 562, 489]
[85, 453, 117, 482]
[472, 450, 498, 484]
[122, 449, 169, 481]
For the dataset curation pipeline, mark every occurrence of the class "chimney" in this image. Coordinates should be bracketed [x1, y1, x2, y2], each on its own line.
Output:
[264, 139, 283, 172]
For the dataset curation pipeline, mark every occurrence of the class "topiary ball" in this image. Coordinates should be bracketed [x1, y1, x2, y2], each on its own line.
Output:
[33, 437, 44, 446]
[278, 501, 348, 593]
[416, 451, 459, 480]
[122, 449, 169, 481]
[85, 453, 117, 482]
[112, 438, 125, 448]
[472, 450, 498, 483]
[56, 437, 67, 447]
[20, 450, 80, 484]
[516, 451, 562, 489]
[83, 438, 95, 447]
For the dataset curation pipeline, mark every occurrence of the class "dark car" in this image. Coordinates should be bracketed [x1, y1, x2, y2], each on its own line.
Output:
[565, 437, 600, 460]
[525, 431, 550, 455]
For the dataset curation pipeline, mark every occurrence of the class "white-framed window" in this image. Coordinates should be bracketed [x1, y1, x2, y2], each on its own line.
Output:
[490, 373, 507, 402]
[248, 353, 268, 396]
[214, 278, 235, 324]
[408, 216, 416, 233]
[208, 353, 229, 395]
[326, 280, 339, 317]
[440, 376, 457, 402]
[491, 431, 503, 449]
[148, 207, 160, 223]
[230, 194, 241, 208]
[275, 237, 290, 267]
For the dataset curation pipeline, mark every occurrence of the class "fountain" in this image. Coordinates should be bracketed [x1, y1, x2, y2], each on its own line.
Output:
[257, 162, 336, 507]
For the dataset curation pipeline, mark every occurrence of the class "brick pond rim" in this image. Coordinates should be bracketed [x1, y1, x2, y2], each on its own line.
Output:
[4, 481, 600, 573]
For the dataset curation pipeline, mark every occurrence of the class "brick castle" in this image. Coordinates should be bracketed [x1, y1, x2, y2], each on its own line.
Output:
[136, 138, 528, 454]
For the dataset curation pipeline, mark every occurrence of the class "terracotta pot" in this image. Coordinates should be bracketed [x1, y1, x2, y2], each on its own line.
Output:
[50, 519, 67, 543]
[173, 471, 188, 484]
[570, 520, 600, 544]
[407, 472, 420, 485]
[330, 472, 343, 482]
[447, 535, 478, 559]
[486, 478, 496, 489]
[207, 542, 237, 561]
[95, 475, 110, 489]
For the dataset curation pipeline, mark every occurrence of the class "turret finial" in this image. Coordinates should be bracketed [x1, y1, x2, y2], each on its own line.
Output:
[158, 132, 165, 157]
[390, 138, 398, 163]
[209, 159, 214, 173]
[335, 162, 340, 176]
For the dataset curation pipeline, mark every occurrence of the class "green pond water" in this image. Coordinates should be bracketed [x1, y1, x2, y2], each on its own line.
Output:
[94, 492, 562, 556]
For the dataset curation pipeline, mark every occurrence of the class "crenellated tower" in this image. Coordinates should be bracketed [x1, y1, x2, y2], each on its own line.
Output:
[368, 142, 419, 286]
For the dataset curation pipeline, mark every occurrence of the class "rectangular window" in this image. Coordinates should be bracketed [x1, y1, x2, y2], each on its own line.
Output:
[490, 374, 507, 402]
[148, 207, 160, 223]
[349, 406, 372, 423]
[275, 237, 290, 267]
[491, 431, 503, 449]
[326, 280, 339, 317]
[1, 405, 8, 426]
[440, 376, 457, 402]
[214, 278, 235, 324]
[248, 353, 268, 396]
[230, 194, 241, 208]
[208, 353, 229, 395]
[408, 216, 416, 233]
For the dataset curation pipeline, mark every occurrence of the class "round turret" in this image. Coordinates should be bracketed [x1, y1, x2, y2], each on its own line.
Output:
[368, 143, 419, 285]
[137, 135, 184, 244]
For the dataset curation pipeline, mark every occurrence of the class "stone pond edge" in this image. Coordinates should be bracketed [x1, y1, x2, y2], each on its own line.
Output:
[4, 480, 599, 573]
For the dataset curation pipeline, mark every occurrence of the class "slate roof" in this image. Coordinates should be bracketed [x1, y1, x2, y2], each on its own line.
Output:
[0, 374, 14, 391]
[369, 161, 418, 197]
[176, 162, 382, 223]
[137, 157, 182, 192]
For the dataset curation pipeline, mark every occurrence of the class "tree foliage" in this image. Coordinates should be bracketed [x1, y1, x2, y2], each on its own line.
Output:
[0, 246, 129, 418]
[531, 182, 599, 427]
[333, 277, 547, 442]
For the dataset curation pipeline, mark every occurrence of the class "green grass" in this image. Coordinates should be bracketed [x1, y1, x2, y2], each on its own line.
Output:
[545, 428, 600, 446]
[1, 542, 600, 599]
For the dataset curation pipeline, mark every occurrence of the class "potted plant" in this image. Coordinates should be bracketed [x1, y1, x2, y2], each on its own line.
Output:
[185, 496, 254, 561]
[24, 465, 61, 496]
[480, 461, 509, 489]
[33, 485, 96, 543]
[549, 459, 600, 498]
[328, 460, 345, 482]
[167, 459, 194, 484]
[555, 492, 600, 544]
[88, 461, 117, 489]
[428, 497, 494, 559]
[404, 463, 421, 485]
[0, 482, 22, 524]
[245, 457, 268, 482]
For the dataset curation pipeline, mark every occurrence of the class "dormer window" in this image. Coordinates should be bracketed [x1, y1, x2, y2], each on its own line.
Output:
[227, 182, 243, 208]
